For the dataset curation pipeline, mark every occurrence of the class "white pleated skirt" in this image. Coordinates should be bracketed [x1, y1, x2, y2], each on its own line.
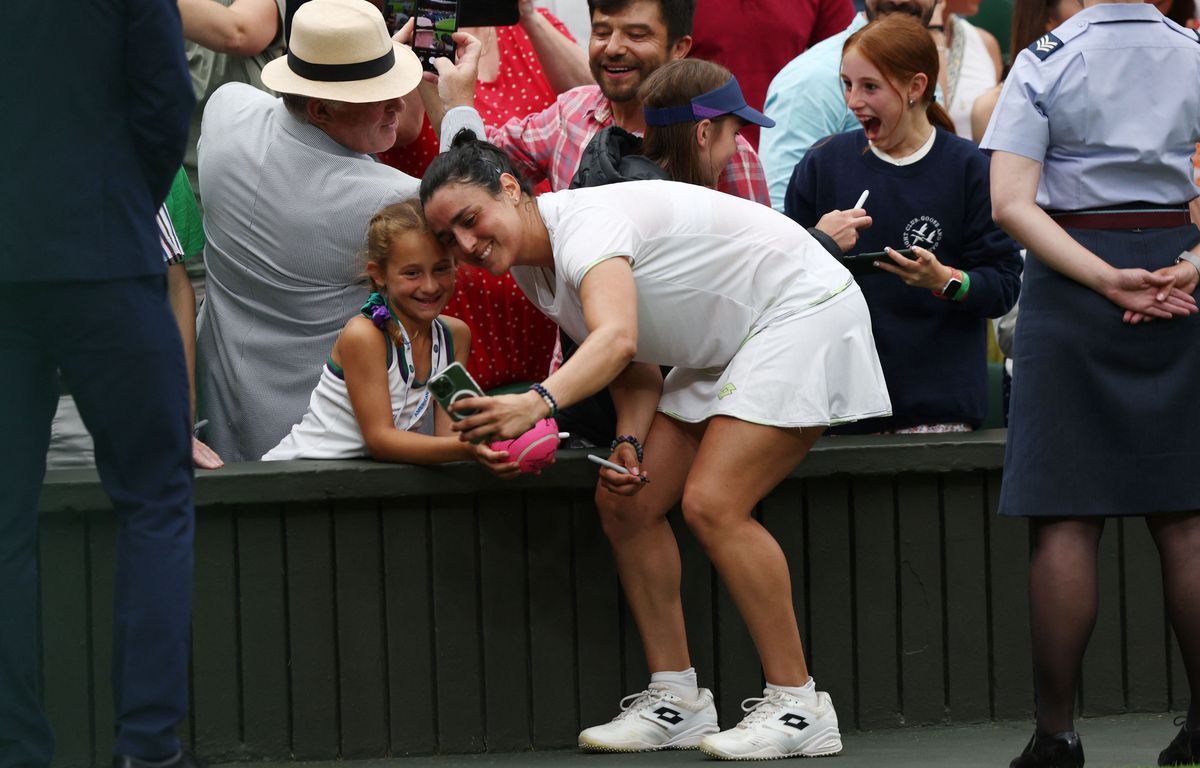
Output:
[658, 283, 891, 428]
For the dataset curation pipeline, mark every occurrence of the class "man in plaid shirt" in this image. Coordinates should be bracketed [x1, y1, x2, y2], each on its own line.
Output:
[438, 0, 769, 203]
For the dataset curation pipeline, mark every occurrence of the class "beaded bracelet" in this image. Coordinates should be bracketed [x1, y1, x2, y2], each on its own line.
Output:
[611, 434, 644, 463]
[529, 382, 558, 417]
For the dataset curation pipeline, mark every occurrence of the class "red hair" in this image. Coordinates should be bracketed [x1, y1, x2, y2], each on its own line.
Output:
[843, 14, 955, 134]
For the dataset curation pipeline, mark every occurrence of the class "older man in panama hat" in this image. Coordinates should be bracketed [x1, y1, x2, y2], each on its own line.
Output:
[195, 0, 433, 461]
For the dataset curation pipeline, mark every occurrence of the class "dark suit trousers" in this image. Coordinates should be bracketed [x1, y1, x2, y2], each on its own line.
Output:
[0, 276, 194, 766]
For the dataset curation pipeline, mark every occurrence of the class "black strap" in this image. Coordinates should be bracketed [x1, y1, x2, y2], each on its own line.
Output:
[286, 48, 394, 82]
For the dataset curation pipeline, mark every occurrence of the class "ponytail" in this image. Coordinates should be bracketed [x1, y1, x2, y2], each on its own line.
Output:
[926, 101, 956, 134]
[639, 59, 735, 187]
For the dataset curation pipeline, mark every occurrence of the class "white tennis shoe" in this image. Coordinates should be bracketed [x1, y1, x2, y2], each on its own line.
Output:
[578, 684, 720, 752]
[699, 687, 843, 760]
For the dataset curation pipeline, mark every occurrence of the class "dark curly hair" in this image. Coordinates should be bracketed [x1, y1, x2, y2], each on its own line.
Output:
[419, 129, 534, 204]
[587, 0, 695, 45]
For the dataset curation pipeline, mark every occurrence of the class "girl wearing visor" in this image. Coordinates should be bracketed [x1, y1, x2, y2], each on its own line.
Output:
[573, 59, 865, 256]
[419, 123, 892, 759]
[570, 59, 773, 189]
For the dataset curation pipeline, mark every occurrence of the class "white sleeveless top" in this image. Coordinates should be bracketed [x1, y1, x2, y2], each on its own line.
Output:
[945, 17, 997, 140]
[262, 318, 453, 460]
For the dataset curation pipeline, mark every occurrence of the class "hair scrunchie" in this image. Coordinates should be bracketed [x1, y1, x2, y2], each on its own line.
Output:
[360, 292, 392, 331]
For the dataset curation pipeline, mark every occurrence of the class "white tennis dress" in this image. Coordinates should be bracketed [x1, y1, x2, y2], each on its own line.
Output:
[513, 181, 891, 427]
[262, 318, 454, 460]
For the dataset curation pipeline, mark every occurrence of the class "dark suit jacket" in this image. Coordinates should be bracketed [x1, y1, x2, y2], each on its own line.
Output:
[0, 0, 194, 282]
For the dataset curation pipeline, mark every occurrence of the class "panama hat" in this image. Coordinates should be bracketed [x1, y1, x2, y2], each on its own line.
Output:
[262, 0, 422, 103]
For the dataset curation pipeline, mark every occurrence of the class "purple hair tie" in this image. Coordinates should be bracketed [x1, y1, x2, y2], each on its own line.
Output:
[360, 292, 392, 331]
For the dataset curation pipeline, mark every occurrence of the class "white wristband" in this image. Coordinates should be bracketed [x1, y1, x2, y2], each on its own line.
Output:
[1176, 251, 1200, 279]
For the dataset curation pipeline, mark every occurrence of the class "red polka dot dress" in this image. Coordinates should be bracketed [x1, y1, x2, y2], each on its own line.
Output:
[379, 11, 571, 392]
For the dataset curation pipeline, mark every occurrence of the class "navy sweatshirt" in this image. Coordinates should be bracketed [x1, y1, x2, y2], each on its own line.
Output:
[785, 128, 1022, 433]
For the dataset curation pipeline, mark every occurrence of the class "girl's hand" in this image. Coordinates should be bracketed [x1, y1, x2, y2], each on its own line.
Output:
[597, 442, 647, 496]
[872, 245, 953, 291]
[450, 390, 546, 443]
[469, 441, 522, 479]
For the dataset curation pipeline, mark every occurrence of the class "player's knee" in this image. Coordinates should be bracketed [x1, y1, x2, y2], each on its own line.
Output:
[680, 486, 735, 546]
[594, 488, 660, 542]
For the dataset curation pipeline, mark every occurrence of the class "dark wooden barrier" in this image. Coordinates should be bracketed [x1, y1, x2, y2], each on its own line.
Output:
[37, 431, 1184, 765]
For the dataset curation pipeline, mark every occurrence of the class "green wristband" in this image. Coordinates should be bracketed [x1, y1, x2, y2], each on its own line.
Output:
[951, 270, 971, 301]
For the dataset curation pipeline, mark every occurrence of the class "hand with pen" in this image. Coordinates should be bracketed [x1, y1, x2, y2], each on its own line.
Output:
[591, 443, 649, 496]
[813, 189, 873, 253]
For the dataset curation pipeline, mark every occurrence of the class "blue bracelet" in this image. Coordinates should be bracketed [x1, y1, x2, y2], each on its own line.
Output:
[610, 434, 644, 463]
[530, 382, 558, 417]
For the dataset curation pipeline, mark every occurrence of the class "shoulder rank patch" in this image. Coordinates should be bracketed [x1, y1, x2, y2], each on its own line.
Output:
[1028, 32, 1064, 60]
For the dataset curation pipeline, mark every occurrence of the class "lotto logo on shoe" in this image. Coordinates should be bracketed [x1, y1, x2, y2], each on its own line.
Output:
[779, 713, 810, 730]
[578, 688, 720, 752]
[699, 689, 842, 760]
[653, 706, 684, 725]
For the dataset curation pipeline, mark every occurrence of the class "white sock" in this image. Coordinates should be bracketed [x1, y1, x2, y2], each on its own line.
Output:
[650, 667, 700, 699]
[767, 678, 817, 703]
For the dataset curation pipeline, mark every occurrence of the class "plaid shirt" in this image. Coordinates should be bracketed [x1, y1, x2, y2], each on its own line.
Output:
[482, 85, 770, 203]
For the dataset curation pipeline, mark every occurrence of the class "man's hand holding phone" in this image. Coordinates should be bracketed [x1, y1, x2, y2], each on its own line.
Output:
[395, 20, 479, 142]
[391, 15, 415, 44]
[429, 28, 482, 110]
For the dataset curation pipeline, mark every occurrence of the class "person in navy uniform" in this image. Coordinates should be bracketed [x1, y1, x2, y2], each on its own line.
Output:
[0, 2, 198, 767]
[983, 2, 1200, 766]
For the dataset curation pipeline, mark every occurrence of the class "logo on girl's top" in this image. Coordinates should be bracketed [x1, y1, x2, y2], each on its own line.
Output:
[903, 216, 943, 252]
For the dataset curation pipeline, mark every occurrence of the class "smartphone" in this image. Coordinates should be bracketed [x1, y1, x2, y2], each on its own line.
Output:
[840, 248, 916, 277]
[405, 0, 459, 73]
[428, 361, 484, 421]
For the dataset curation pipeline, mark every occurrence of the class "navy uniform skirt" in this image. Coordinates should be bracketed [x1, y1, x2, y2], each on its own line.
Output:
[999, 223, 1200, 517]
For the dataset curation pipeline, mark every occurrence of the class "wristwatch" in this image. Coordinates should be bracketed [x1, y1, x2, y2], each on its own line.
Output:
[1176, 251, 1200, 278]
[933, 268, 963, 299]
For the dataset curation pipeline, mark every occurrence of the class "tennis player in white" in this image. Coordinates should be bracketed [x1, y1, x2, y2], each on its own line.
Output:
[421, 130, 891, 761]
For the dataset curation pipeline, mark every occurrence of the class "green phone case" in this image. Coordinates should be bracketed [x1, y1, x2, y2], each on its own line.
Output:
[428, 362, 484, 421]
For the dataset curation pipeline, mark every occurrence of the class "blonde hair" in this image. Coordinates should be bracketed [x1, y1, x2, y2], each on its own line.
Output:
[362, 199, 447, 349]
[639, 59, 737, 188]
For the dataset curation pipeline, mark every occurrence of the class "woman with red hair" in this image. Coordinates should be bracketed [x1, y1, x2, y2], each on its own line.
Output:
[785, 14, 1021, 435]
